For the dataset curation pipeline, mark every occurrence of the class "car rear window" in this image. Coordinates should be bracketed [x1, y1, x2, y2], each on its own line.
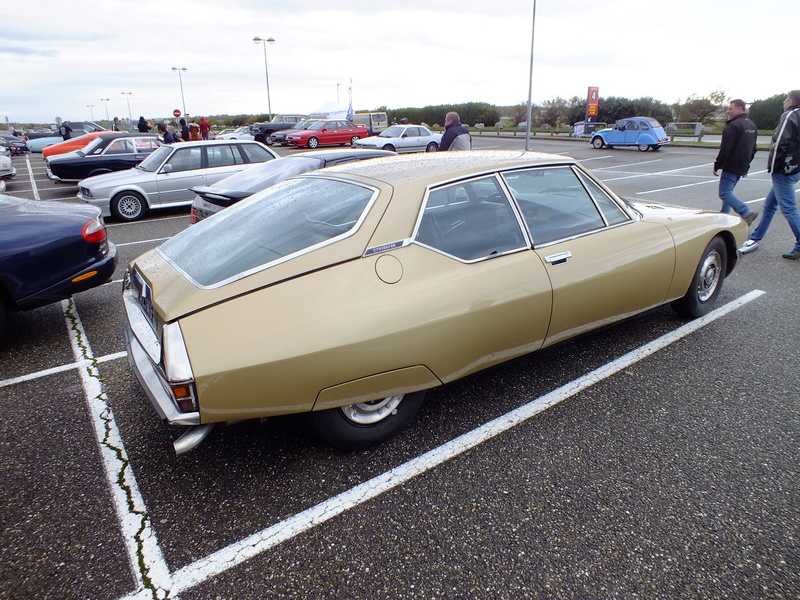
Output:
[159, 176, 377, 287]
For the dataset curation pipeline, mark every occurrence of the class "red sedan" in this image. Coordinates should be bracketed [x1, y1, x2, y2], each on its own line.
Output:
[285, 120, 368, 149]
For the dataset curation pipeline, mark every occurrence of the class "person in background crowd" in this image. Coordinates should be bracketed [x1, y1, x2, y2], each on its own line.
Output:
[112, 117, 121, 131]
[157, 122, 177, 144]
[739, 90, 800, 260]
[199, 117, 211, 140]
[189, 122, 201, 141]
[179, 118, 190, 142]
[440, 111, 471, 151]
[137, 116, 151, 133]
[713, 99, 758, 224]
[58, 121, 73, 140]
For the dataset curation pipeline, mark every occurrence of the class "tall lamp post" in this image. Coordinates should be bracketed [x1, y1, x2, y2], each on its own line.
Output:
[100, 98, 110, 124]
[524, 0, 537, 151]
[253, 36, 275, 120]
[121, 92, 133, 123]
[86, 104, 95, 121]
[170, 67, 187, 119]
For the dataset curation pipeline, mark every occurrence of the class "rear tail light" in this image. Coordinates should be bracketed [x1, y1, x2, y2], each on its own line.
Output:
[162, 322, 198, 413]
[190, 208, 197, 224]
[82, 218, 108, 243]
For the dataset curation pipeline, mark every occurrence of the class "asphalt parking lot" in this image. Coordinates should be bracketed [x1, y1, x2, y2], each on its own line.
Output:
[2, 138, 798, 600]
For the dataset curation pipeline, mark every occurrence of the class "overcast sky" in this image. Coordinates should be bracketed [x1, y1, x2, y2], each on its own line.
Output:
[1, 0, 795, 126]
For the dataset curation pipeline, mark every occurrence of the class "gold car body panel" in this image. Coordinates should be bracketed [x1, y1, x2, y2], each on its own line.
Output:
[179, 244, 553, 422]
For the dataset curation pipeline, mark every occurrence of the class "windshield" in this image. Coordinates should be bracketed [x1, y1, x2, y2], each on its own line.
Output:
[136, 145, 172, 171]
[379, 126, 405, 138]
[160, 176, 377, 287]
[308, 121, 330, 131]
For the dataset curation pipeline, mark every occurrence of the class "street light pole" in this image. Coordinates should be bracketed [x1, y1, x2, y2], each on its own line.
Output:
[524, 0, 537, 152]
[86, 104, 95, 121]
[253, 36, 275, 120]
[171, 67, 187, 118]
[100, 98, 110, 124]
[121, 92, 133, 123]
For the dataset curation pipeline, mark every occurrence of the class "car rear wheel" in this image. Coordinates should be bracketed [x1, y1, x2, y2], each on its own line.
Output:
[638, 143, 650, 152]
[426, 142, 438, 152]
[350, 136, 360, 146]
[307, 137, 319, 149]
[111, 191, 147, 222]
[592, 137, 604, 149]
[382, 144, 396, 152]
[671, 236, 727, 318]
[309, 390, 426, 450]
[650, 145, 661, 151]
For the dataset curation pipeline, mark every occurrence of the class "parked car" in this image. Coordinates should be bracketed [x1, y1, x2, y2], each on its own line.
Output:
[286, 119, 368, 149]
[0, 133, 28, 154]
[42, 130, 118, 159]
[77, 139, 280, 221]
[123, 150, 747, 455]
[46, 133, 160, 183]
[270, 119, 320, 146]
[590, 117, 670, 151]
[355, 124, 442, 153]
[214, 126, 254, 141]
[250, 114, 310, 145]
[0, 152, 16, 181]
[27, 122, 107, 153]
[190, 148, 396, 223]
[0, 194, 117, 338]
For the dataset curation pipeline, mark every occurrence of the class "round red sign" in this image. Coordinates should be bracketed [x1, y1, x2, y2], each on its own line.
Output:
[173, 109, 181, 117]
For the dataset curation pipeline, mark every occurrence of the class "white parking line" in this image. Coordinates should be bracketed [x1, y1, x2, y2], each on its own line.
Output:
[94, 290, 763, 599]
[115, 238, 171, 247]
[25, 154, 40, 200]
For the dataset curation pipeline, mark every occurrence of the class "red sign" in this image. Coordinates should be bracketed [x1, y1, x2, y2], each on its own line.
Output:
[173, 109, 181, 117]
[586, 87, 600, 122]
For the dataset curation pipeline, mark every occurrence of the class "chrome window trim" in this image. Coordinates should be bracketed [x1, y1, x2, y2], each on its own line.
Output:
[410, 172, 531, 264]
[157, 176, 381, 290]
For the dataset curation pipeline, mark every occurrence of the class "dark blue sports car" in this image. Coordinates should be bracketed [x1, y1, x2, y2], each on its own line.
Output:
[45, 133, 160, 183]
[0, 195, 118, 337]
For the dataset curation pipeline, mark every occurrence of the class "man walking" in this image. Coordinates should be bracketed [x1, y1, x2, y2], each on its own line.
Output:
[739, 90, 800, 259]
[714, 99, 758, 224]
[440, 112, 471, 151]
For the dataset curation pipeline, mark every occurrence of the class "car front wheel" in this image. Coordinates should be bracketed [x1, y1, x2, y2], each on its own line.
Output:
[382, 144, 396, 152]
[264, 134, 275, 145]
[309, 391, 426, 450]
[426, 142, 438, 152]
[110, 191, 147, 222]
[592, 137, 604, 149]
[671, 236, 727, 318]
[307, 137, 319, 149]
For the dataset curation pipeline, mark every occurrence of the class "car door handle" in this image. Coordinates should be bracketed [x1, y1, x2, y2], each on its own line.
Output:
[544, 251, 572, 265]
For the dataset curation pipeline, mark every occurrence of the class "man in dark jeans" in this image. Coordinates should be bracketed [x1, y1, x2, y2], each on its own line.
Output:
[713, 99, 758, 224]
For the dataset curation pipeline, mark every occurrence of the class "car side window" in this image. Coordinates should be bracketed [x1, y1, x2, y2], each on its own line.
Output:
[135, 139, 159, 153]
[239, 144, 276, 163]
[574, 170, 631, 226]
[628, 121, 640, 131]
[206, 144, 238, 168]
[165, 147, 203, 172]
[415, 175, 527, 261]
[105, 139, 134, 155]
[501, 167, 607, 246]
[640, 121, 650, 131]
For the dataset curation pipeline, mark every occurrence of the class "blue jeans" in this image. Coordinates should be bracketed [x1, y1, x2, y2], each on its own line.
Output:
[718, 171, 754, 217]
[750, 172, 800, 252]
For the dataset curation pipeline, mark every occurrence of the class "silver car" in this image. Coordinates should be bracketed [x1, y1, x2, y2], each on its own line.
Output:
[77, 140, 280, 221]
[354, 124, 442, 153]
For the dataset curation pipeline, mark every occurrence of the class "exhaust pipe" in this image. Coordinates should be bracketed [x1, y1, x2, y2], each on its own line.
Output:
[173, 424, 215, 455]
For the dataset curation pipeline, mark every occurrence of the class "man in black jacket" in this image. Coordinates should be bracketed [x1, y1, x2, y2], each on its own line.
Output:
[440, 112, 471, 151]
[713, 99, 758, 224]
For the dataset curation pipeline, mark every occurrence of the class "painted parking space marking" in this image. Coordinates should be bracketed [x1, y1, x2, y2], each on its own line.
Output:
[78, 289, 760, 599]
[25, 153, 40, 200]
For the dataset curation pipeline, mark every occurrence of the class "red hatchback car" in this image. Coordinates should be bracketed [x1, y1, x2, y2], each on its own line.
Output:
[285, 120, 368, 149]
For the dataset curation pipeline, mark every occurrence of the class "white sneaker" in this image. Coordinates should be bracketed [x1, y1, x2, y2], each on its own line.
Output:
[739, 239, 759, 254]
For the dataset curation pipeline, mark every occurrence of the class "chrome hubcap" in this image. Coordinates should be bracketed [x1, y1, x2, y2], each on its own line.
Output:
[697, 250, 722, 302]
[340, 395, 404, 425]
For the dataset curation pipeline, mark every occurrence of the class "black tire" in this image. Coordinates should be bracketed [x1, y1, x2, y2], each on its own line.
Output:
[382, 144, 396, 152]
[265, 134, 275, 146]
[110, 190, 147, 222]
[671, 236, 727, 318]
[426, 142, 438, 152]
[309, 391, 426, 450]
[591, 137, 604, 149]
[350, 136, 360, 146]
[650, 145, 661, 151]
[637, 143, 650, 152]
[307, 137, 319, 149]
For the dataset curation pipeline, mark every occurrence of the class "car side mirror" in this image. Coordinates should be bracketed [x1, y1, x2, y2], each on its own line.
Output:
[162, 164, 173, 173]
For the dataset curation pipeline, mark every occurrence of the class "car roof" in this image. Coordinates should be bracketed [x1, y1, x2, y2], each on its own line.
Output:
[293, 148, 396, 161]
[312, 150, 577, 188]
[170, 139, 259, 147]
